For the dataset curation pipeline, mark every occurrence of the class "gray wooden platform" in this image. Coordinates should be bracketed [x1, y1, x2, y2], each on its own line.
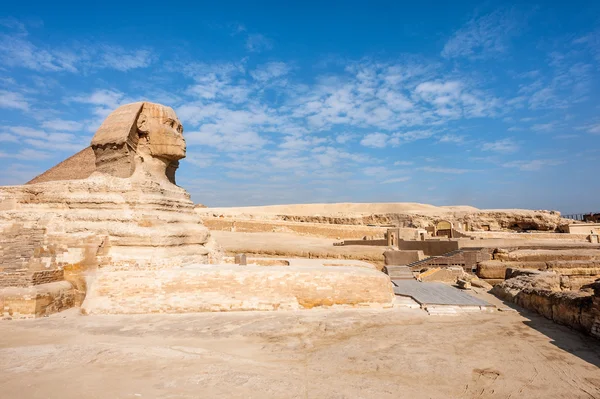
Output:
[392, 281, 492, 307]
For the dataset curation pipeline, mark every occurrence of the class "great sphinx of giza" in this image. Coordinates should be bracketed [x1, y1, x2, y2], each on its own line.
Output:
[0, 102, 393, 317]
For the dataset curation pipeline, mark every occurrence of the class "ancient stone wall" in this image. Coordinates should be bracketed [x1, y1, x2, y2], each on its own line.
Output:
[397, 239, 460, 256]
[492, 272, 600, 339]
[384, 250, 425, 266]
[0, 225, 70, 288]
[202, 217, 394, 240]
[337, 239, 388, 246]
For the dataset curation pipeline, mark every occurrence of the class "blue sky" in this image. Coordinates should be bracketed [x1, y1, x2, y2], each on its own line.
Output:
[0, 1, 599, 212]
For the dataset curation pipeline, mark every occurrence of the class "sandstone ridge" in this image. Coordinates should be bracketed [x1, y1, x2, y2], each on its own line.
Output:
[197, 202, 568, 231]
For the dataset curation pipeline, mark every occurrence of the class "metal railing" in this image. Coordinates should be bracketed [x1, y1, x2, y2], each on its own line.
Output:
[563, 213, 600, 222]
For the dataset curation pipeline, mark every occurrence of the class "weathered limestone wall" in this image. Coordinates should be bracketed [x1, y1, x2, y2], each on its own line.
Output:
[495, 249, 600, 262]
[476, 249, 600, 289]
[0, 281, 75, 319]
[566, 223, 600, 235]
[337, 239, 388, 246]
[384, 250, 425, 266]
[202, 217, 398, 240]
[0, 173, 222, 271]
[492, 271, 600, 339]
[459, 231, 589, 241]
[397, 240, 460, 256]
[82, 264, 395, 314]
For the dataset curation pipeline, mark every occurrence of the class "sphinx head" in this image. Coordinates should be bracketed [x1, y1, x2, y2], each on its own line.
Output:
[91, 102, 186, 184]
[136, 103, 186, 160]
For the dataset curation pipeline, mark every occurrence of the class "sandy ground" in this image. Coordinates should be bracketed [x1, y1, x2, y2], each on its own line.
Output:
[1, 297, 599, 399]
[212, 230, 387, 262]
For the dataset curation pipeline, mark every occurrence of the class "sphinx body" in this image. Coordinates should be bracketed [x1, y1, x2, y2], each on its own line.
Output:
[0, 102, 222, 316]
[0, 102, 393, 317]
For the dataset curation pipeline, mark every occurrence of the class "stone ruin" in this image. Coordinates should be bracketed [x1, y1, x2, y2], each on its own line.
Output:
[0, 102, 393, 318]
[492, 269, 600, 339]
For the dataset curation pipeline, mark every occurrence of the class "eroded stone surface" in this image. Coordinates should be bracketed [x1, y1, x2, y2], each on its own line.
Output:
[82, 264, 395, 314]
[0, 102, 221, 317]
[491, 271, 600, 338]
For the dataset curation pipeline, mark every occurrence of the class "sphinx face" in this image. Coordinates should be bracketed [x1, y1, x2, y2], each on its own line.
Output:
[138, 103, 186, 161]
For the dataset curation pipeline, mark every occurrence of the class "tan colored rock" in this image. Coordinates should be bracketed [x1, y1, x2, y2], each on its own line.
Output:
[419, 267, 465, 283]
[462, 274, 493, 290]
[196, 203, 569, 231]
[491, 271, 599, 337]
[81, 264, 395, 314]
[0, 102, 221, 317]
[496, 249, 600, 262]
[477, 260, 547, 279]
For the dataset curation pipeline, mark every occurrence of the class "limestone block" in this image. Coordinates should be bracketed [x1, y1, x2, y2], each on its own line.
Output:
[420, 267, 465, 283]
[234, 253, 247, 265]
[492, 273, 598, 337]
[0, 281, 75, 319]
[384, 250, 424, 266]
[476, 261, 547, 279]
[457, 279, 472, 290]
[81, 265, 395, 314]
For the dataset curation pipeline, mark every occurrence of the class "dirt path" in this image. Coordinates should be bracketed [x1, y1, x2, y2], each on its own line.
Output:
[1, 307, 599, 398]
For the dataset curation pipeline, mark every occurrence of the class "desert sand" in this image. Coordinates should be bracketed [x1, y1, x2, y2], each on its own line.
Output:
[1, 297, 599, 399]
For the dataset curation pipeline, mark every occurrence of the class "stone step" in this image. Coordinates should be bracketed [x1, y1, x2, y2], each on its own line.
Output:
[385, 266, 415, 280]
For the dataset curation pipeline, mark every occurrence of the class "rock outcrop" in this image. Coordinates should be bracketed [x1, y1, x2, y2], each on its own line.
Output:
[197, 203, 570, 231]
[492, 270, 600, 338]
[476, 249, 600, 289]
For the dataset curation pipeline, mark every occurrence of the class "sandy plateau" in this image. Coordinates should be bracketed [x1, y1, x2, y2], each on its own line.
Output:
[1, 294, 600, 399]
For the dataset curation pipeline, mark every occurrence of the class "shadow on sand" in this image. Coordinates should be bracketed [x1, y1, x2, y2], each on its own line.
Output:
[493, 295, 600, 368]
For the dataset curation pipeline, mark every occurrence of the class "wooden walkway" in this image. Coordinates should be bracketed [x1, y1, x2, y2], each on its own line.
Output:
[392, 281, 492, 307]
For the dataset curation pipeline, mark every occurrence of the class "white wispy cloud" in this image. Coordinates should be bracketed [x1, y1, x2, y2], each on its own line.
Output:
[70, 89, 132, 123]
[8, 126, 47, 138]
[98, 46, 155, 71]
[0, 133, 19, 142]
[382, 176, 411, 184]
[418, 166, 477, 174]
[246, 34, 273, 52]
[482, 138, 519, 153]
[503, 159, 563, 171]
[7, 125, 88, 152]
[437, 134, 465, 144]
[0, 148, 53, 160]
[0, 90, 29, 110]
[250, 62, 290, 82]
[585, 123, 600, 134]
[360, 132, 388, 148]
[335, 133, 356, 144]
[41, 119, 84, 132]
[531, 122, 556, 132]
[0, 23, 155, 73]
[442, 8, 521, 59]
